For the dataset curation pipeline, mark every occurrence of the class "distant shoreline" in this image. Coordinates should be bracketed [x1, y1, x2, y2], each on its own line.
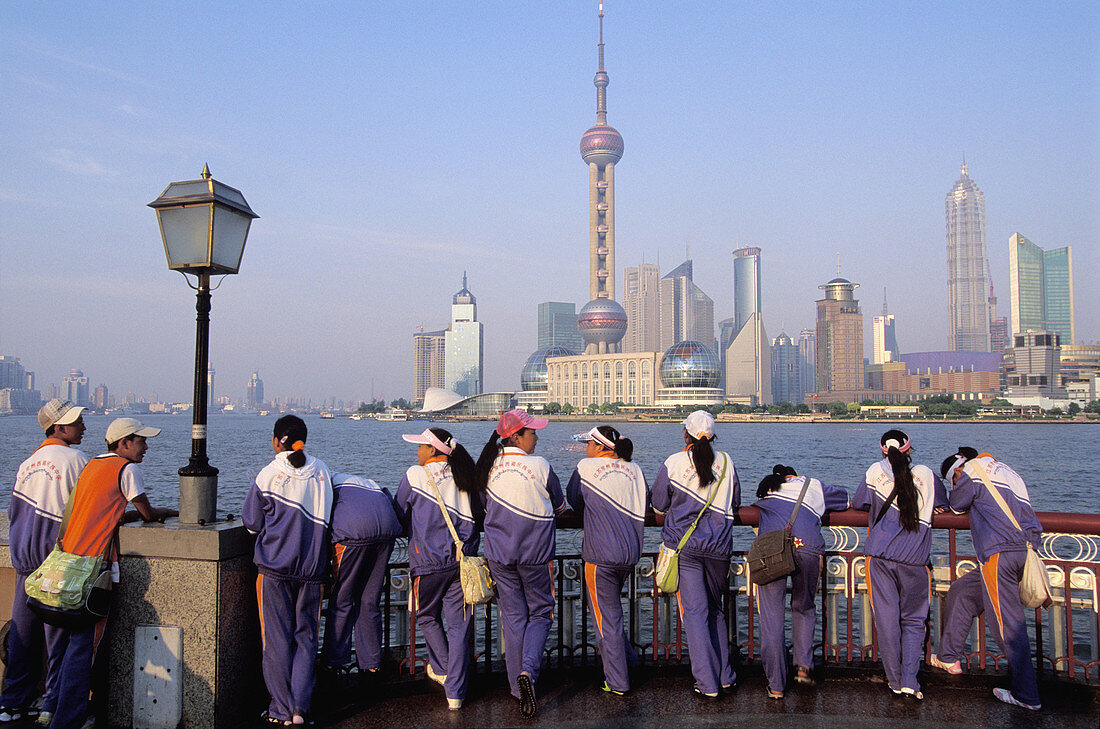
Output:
[421, 414, 1098, 425]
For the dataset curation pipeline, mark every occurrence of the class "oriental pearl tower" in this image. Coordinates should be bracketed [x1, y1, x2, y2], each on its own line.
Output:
[577, 1, 628, 354]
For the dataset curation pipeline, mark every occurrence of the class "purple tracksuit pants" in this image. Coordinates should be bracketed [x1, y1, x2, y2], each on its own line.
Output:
[584, 563, 639, 693]
[866, 557, 930, 693]
[257, 574, 323, 721]
[488, 561, 555, 698]
[47, 615, 108, 729]
[321, 541, 394, 671]
[414, 567, 474, 701]
[0, 573, 65, 712]
[676, 553, 735, 695]
[939, 550, 1039, 706]
[755, 549, 820, 693]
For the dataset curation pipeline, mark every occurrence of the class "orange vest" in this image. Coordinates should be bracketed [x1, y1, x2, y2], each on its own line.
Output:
[60, 454, 131, 559]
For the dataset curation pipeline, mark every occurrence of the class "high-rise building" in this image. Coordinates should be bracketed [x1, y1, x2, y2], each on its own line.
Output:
[724, 247, 769, 404]
[1009, 233, 1075, 345]
[246, 371, 264, 409]
[207, 366, 215, 411]
[771, 332, 801, 404]
[577, 3, 628, 354]
[444, 273, 484, 397]
[872, 289, 900, 364]
[93, 384, 109, 410]
[658, 260, 714, 352]
[0, 355, 41, 414]
[798, 328, 817, 395]
[62, 369, 89, 407]
[815, 277, 864, 394]
[622, 264, 660, 353]
[537, 302, 582, 351]
[732, 247, 762, 335]
[946, 162, 991, 352]
[1006, 330, 1065, 398]
[413, 329, 447, 404]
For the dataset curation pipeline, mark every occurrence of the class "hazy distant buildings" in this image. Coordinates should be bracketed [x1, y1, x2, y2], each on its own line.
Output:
[62, 369, 89, 407]
[93, 384, 109, 410]
[0, 355, 41, 414]
[723, 247, 769, 405]
[814, 277, 864, 398]
[444, 273, 484, 397]
[798, 329, 817, 395]
[622, 264, 660, 353]
[872, 314, 898, 364]
[537, 302, 582, 351]
[246, 371, 264, 409]
[658, 260, 714, 352]
[1009, 234, 1075, 345]
[413, 329, 447, 404]
[1005, 329, 1065, 399]
[946, 163, 992, 352]
[771, 332, 801, 404]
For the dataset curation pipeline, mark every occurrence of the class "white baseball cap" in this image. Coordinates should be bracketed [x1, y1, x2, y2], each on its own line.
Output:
[105, 417, 161, 444]
[37, 399, 85, 432]
[683, 410, 716, 440]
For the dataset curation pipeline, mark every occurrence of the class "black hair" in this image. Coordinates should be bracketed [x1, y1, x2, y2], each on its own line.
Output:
[593, 425, 634, 462]
[427, 428, 480, 494]
[475, 430, 502, 491]
[686, 431, 717, 488]
[274, 414, 308, 468]
[881, 429, 918, 532]
[940, 446, 980, 479]
[45, 424, 57, 437]
[756, 463, 798, 499]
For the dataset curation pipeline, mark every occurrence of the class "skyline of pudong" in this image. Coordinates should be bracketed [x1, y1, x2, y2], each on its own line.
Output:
[1, 2, 1095, 404]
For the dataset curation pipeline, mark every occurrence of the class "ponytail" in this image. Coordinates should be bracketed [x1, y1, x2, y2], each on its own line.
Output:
[594, 425, 633, 462]
[427, 427, 481, 495]
[475, 431, 502, 491]
[756, 463, 797, 499]
[273, 414, 308, 469]
[941, 446, 979, 479]
[687, 432, 717, 488]
[880, 429, 917, 532]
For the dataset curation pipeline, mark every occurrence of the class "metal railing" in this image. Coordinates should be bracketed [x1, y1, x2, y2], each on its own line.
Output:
[372, 510, 1100, 684]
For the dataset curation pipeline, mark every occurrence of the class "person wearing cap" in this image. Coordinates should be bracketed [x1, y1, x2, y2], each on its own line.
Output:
[930, 447, 1043, 711]
[565, 426, 646, 696]
[852, 430, 948, 701]
[319, 470, 402, 680]
[394, 428, 481, 710]
[49, 416, 176, 729]
[243, 415, 333, 727]
[474, 409, 564, 718]
[651, 410, 740, 699]
[0, 400, 88, 724]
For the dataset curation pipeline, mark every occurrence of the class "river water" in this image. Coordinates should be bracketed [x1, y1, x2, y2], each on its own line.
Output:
[0, 415, 1093, 518]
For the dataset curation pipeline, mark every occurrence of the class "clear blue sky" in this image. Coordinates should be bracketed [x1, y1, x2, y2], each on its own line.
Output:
[2, 1, 1097, 404]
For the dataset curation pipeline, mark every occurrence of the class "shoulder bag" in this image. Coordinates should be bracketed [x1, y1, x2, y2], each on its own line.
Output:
[24, 484, 113, 629]
[655, 454, 728, 594]
[969, 461, 1052, 609]
[746, 476, 811, 586]
[424, 466, 495, 605]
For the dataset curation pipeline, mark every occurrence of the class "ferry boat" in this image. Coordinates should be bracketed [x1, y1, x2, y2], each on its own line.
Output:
[349, 413, 370, 421]
[375, 408, 409, 421]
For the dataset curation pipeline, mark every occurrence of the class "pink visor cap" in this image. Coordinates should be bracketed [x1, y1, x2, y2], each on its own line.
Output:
[496, 409, 549, 439]
[402, 429, 456, 455]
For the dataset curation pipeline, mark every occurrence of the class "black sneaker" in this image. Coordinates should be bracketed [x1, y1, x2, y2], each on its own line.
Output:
[517, 673, 537, 718]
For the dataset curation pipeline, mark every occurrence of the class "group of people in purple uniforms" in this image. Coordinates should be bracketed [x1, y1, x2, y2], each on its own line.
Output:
[238, 410, 1047, 725]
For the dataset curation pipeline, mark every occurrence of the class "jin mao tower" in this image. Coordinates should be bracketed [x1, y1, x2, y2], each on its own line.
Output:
[946, 162, 991, 352]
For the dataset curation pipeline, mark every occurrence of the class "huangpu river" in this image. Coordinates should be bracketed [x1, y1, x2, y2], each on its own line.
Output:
[0, 415, 1093, 519]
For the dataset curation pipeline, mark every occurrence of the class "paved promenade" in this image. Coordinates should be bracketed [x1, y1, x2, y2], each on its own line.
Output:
[313, 665, 1098, 729]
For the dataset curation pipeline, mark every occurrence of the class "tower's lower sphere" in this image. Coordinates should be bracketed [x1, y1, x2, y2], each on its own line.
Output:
[580, 124, 624, 166]
[578, 299, 627, 349]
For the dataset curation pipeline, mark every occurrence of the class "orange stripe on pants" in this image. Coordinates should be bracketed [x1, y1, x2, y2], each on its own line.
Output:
[256, 574, 266, 650]
[585, 563, 605, 638]
[980, 554, 1005, 640]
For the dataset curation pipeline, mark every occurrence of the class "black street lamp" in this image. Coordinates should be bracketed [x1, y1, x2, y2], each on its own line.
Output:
[149, 165, 258, 524]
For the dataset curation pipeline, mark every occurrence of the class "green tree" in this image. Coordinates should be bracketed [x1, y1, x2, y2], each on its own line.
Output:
[561, 403, 575, 415]
[796, 403, 811, 414]
[586, 403, 600, 414]
[827, 401, 848, 418]
[1068, 402, 1081, 416]
[1085, 400, 1100, 414]
[391, 397, 413, 410]
[544, 401, 562, 414]
[1047, 407, 1063, 417]
[989, 397, 1012, 407]
[599, 402, 618, 414]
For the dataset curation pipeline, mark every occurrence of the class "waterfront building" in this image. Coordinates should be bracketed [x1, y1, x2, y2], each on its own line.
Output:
[658, 260, 714, 352]
[444, 273, 484, 397]
[622, 264, 660, 353]
[798, 328, 816, 394]
[537, 302, 582, 351]
[578, 3, 628, 354]
[207, 366, 215, 411]
[655, 340, 724, 407]
[62, 368, 90, 407]
[246, 370, 264, 409]
[723, 247, 769, 405]
[732, 247, 761, 335]
[545, 351, 659, 409]
[1009, 233, 1075, 345]
[1059, 344, 1100, 386]
[413, 329, 447, 405]
[771, 332, 802, 404]
[1005, 329, 1066, 399]
[872, 289, 900, 364]
[865, 360, 999, 403]
[420, 387, 513, 417]
[946, 162, 992, 352]
[93, 384, 109, 410]
[0, 355, 39, 414]
[813, 277, 864, 401]
[517, 344, 578, 412]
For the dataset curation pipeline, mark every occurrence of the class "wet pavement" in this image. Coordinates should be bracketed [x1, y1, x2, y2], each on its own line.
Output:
[312, 664, 1098, 729]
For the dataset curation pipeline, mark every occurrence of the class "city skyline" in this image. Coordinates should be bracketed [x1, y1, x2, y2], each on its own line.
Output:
[2, 2, 1096, 403]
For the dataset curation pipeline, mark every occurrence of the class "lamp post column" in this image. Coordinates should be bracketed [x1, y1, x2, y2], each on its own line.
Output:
[179, 269, 218, 524]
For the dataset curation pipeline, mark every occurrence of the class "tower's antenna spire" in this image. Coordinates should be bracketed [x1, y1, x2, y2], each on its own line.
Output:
[882, 286, 888, 316]
[594, 1, 609, 125]
[835, 253, 841, 278]
[462, 270, 467, 289]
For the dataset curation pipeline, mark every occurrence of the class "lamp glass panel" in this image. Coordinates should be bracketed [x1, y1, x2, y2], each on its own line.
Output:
[159, 205, 212, 268]
[211, 183, 247, 207]
[210, 207, 251, 273]
[161, 181, 211, 200]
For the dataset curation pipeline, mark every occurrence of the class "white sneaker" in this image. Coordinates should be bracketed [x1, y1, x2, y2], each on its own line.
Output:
[426, 664, 447, 687]
[993, 688, 1040, 711]
[446, 698, 463, 710]
[36, 711, 53, 727]
[901, 687, 923, 700]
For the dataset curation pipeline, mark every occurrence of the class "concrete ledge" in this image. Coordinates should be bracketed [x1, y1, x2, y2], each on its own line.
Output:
[119, 519, 252, 561]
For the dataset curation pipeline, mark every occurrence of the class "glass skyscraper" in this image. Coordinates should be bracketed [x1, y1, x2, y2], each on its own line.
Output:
[536, 302, 582, 352]
[1009, 233, 1075, 344]
[445, 273, 484, 397]
[945, 163, 991, 352]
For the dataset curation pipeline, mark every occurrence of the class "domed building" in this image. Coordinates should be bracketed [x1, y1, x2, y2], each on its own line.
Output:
[655, 341, 725, 407]
[578, 299, 627, 354]
[516, 345, 578, 412]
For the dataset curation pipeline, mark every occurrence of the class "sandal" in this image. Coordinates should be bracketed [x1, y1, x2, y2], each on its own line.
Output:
[794, 665, 814, 685]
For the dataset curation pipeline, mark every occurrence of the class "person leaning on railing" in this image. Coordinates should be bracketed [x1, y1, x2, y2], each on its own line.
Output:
[930, 447, 1044, 711]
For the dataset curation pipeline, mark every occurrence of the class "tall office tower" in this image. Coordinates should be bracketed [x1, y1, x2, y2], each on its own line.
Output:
[815, 277, 864, 393]
[771, 332, 801, 404]
[1006, 330, 1065, 398]
[1009, 233, 1075, 344]
[658, 260, 715, 351]
[622, 264, 660, 352]
[537, 302, 582, 351]
[246, 371, 264, 408]
[577, 2, 627, 354]
[798, 328, 817, 395]
[724, 247, 770, 404]
[988, 279, 1009, 354]
[872, 288, 900, 364]
[0, 355, 29, 389]
[207, 365, 215, 410]
[62, 369, 89, 407]
[413, 329, 447, 404]
[444, 273, 484, 397]
[946, 162, 991, 351]
[93, 384, 109, 410]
